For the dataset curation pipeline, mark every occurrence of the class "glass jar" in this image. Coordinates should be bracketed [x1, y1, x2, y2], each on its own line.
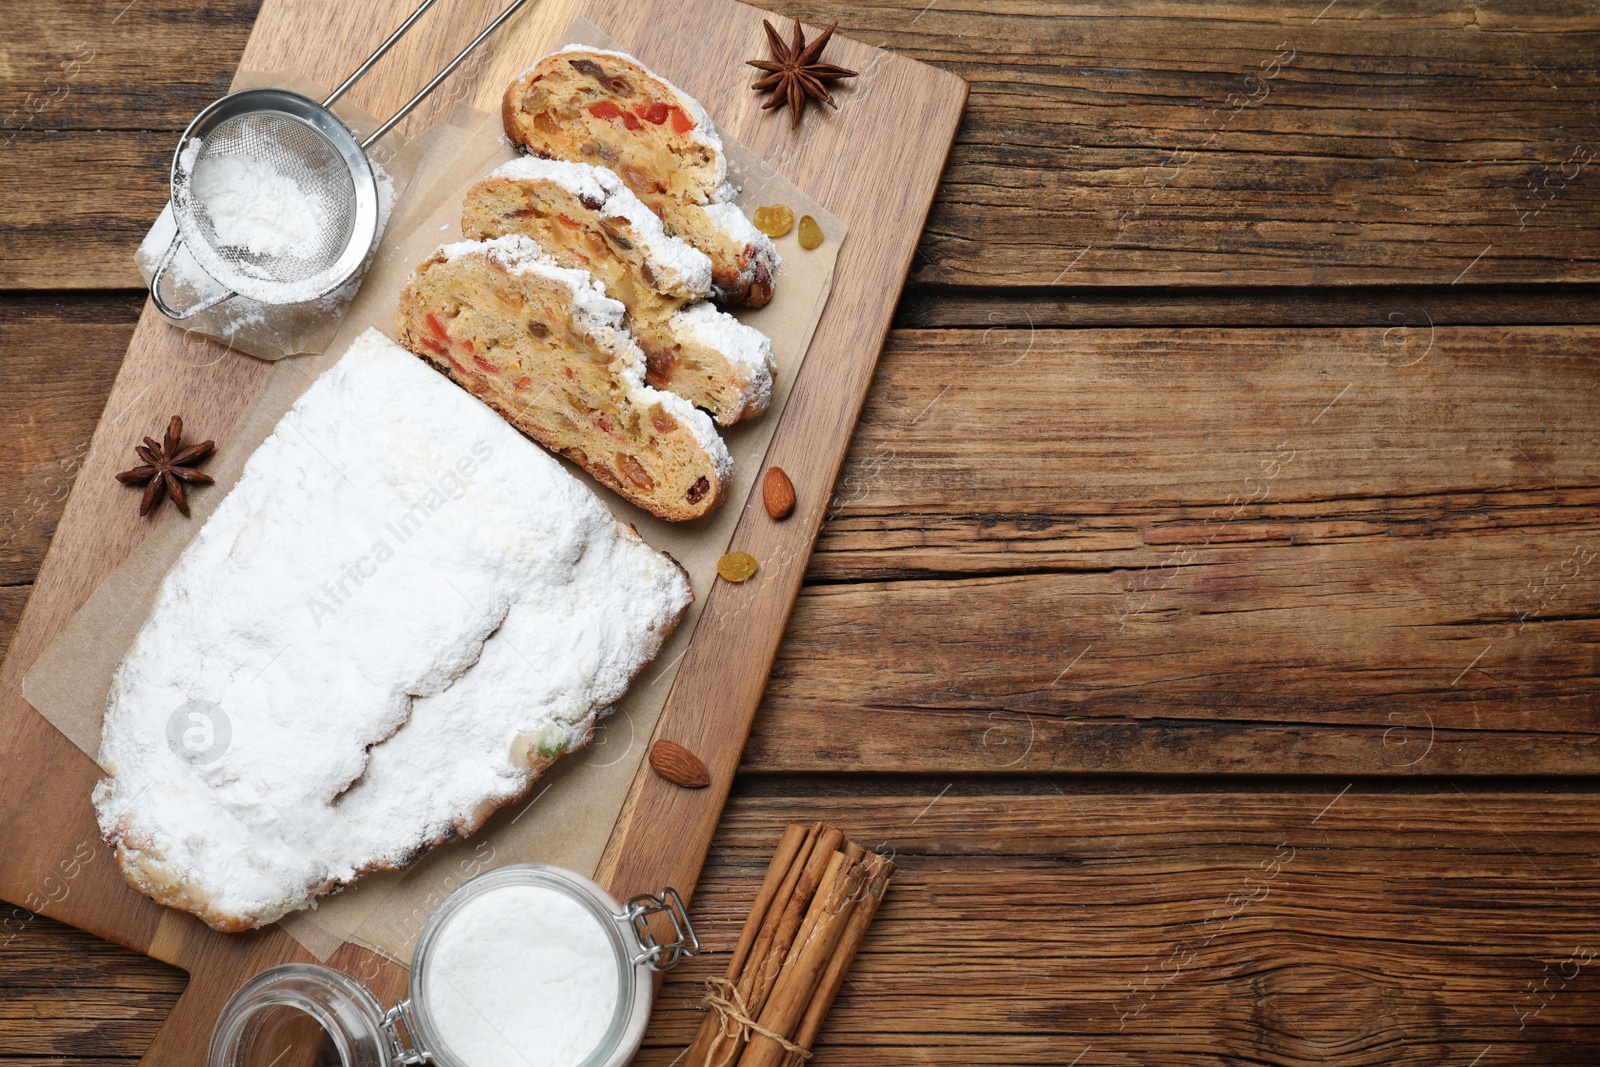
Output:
[209, 865, 698, 1067]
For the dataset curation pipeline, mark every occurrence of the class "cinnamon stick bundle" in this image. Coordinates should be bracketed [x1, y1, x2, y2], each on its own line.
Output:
[686, 822, 895, 1067]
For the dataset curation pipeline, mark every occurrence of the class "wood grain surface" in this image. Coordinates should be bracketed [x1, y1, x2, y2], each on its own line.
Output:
[0, 0, 964, 1064]
[747, 325, 1600, 776]
[5, 0, 1600, 1065]
[8, 0, 1600, 290]
[10, 781, 1600, 1065]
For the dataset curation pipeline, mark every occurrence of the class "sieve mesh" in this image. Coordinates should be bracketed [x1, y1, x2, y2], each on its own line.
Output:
[181, 111, 358, 285]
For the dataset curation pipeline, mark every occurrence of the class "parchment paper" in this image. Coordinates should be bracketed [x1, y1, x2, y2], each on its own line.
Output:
[23, 18, 843, 965]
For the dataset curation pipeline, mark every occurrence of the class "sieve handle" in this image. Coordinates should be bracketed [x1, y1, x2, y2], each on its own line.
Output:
[150, 226, 236, 321]
[322, 0, 448, 109]
[360, 0, 537, 149]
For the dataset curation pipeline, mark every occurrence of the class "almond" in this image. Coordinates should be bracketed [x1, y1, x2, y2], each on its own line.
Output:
[649, 739, 710, 788]
[763, 466, 796, 520]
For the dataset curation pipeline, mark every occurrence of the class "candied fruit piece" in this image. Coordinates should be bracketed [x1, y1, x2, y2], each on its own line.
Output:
[617, 452, 655, 491]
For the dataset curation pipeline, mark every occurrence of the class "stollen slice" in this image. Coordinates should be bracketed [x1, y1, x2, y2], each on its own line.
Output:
[397, 235, 733, 522]
[503, 45, 780, 308]
[462, 156, 775, 425]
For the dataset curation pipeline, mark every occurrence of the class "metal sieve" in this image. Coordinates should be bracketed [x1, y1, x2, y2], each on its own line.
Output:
[151, 0, 534, 319]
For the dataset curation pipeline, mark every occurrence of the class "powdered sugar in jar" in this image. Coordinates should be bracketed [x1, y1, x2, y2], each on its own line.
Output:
[209, 865, 698, 1067]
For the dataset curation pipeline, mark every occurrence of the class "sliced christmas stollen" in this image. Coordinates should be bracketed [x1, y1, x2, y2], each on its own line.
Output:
[462, 156, 774, 425]
[503, 45, 780, 308]
[398, 235, 732, 522]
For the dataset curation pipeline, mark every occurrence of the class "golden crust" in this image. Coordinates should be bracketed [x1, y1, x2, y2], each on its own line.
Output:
[106, 694, 671, 932]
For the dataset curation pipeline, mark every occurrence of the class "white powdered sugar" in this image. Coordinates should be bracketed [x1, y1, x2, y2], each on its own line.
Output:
[93, 329, 693, 929]
[493, 155, 614, 210]
[139, 153, 395, 348]
[701, 201, 780, 275]
[424, 884, 619, 1067]
[669, 301, 774, 377]
[487, 156, 714, 297]
[440, 233, 626, 334]
[669, 301, 775, 413]
[439, 237, 734, 488]
[190, 151, 332, 258]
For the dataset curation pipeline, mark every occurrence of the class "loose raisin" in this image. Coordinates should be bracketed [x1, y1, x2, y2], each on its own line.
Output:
[798, 214, 824, 250]
[752, 204, 794, 239]
[717, 551, 758, 583]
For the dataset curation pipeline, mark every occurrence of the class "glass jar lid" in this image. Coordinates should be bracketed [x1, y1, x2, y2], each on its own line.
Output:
[209, 864, 698, 1067]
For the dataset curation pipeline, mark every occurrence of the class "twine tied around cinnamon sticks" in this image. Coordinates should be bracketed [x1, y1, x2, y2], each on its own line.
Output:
[700, 977, 813, 1061]
[685, 822, 896, 1067]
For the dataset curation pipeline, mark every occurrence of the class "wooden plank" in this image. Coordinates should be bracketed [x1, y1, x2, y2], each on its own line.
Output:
[0, 295, 140, 586]
[875, 0, 1600, 287]
[895, 284, 1600, 330]
[1, 133, 174, 289]
[0, 2, 964, 1065]
[0, 0, 259, 289]
[0, 294, 133, 660]
[636, 783, 1600, 1064]
[740, 324, 1600, 776]
[0, 914, 183, 1060]
[0, 0, 257, 131]
[755, 528, 1600, 778]
[12, 782, 1600, 1065]
[0, 587, 29, 673]
[813, 324, 1599, 520]
[3, 0, 1600, 289]
[10, 1, 1600, 290]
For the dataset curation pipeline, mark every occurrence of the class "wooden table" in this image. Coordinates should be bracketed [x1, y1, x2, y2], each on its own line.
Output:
[4, 2, 1598, 1064]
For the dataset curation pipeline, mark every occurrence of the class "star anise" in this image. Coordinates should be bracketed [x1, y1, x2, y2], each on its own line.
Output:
[116, 415, 214, 517]
[748, 19, 858, 129]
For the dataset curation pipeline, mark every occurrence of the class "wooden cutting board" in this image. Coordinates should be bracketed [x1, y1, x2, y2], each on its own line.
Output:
[0, 0, 963, 1062]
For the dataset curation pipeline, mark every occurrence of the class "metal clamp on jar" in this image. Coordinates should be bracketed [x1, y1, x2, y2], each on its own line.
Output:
[209, 865, 700, 1067]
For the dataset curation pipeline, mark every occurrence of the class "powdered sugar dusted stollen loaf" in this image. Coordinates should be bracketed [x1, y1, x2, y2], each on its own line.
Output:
[397, 235, 733, 521]
[462, 157, 774, 425]
[503, 46, 780, 308]
[93, 328, 692, 932]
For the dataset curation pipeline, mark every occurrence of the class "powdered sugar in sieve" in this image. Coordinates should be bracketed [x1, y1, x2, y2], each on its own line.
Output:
[186, 114, 353, 279]
[151, 0, 535, 320]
